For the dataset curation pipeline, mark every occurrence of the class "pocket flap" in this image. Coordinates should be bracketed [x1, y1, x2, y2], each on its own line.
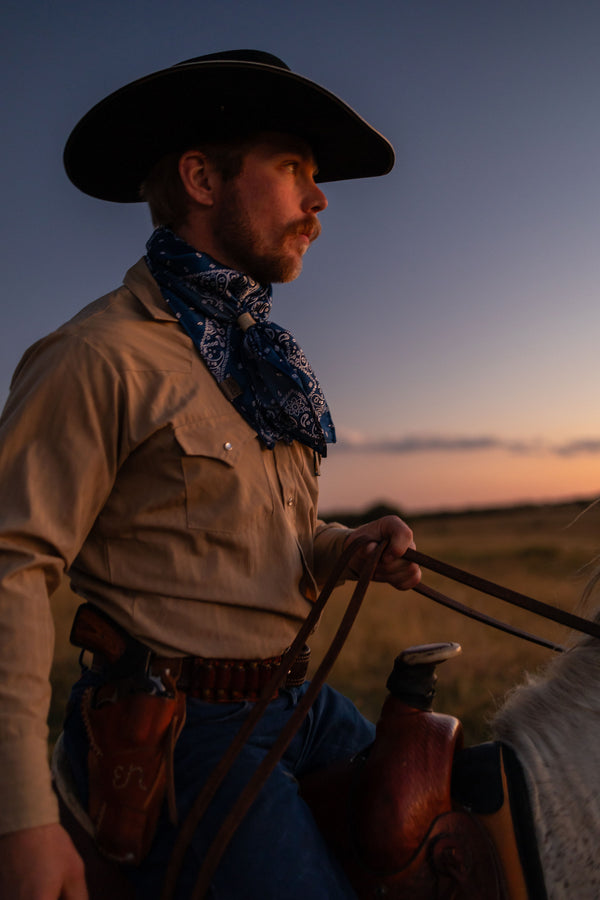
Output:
[173, 419, 255, 466]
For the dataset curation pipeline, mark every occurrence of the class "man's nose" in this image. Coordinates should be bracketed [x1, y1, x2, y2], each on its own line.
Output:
[305, 181, 328, 214]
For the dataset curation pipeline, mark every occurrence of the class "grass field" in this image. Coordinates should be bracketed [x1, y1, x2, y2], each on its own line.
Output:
[49, 497, 600, 747]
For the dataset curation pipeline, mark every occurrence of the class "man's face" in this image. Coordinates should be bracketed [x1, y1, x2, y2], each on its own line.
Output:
[209, 133, 328, 284]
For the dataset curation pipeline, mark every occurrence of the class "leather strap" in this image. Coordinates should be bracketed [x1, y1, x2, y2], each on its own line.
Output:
[405, 547, 600, 647]
[90, 646, 311, 703]
[160, 540, 592, 898]
[414, 582, 565, 652]
[160, 536, 385, 900]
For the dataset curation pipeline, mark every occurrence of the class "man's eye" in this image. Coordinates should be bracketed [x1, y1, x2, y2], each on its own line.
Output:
[284, 161, 299, 173]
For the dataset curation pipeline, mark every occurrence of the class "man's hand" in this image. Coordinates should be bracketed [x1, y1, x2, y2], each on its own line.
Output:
[0, 822, 88, 900]
[344, 515, 421, 590]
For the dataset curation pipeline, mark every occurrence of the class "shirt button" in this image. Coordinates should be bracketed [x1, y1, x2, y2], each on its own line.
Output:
[223, 442, 233, 451]
[287, 496, 295, 507]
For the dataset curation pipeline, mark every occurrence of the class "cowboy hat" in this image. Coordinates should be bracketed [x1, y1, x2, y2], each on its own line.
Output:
[63, 49, 395, 202]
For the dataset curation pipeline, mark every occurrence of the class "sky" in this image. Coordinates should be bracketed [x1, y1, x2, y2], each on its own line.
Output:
[3, 0, 600, 515]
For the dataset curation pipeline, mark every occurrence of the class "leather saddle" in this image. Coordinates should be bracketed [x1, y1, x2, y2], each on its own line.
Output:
[300, 643, 542, 900]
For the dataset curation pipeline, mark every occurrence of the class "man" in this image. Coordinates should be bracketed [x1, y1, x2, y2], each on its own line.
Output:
[0, 51, 421, 899]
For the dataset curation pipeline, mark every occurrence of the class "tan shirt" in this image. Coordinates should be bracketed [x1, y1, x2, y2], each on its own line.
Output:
[0, 259, 349, 834]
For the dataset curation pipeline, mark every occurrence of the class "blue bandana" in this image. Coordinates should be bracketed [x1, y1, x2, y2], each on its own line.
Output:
[145, 228, 336, 455]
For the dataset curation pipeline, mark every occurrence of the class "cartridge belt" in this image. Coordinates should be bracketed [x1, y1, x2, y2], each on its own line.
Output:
[92, 645, 311, 702]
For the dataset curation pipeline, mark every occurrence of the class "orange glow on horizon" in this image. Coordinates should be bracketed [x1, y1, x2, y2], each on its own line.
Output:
[318, 448, 600, 515]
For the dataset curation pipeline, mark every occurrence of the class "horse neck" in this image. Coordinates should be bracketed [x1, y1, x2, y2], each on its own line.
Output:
[491, 640, 600, 899]
[493, 638, 600, 734]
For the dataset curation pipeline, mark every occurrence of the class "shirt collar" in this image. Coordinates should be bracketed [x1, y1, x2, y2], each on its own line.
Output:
[123, 257, 177, 322]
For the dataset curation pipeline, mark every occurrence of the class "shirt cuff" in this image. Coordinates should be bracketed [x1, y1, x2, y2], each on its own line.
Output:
[0, 736, 59, 835]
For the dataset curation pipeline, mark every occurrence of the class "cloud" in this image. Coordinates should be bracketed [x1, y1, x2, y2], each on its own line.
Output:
[554, 439, 600, 457]
[333, 431, 600, 457]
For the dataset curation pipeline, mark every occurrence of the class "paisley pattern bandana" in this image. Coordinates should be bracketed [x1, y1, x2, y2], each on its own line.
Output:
[145, 228, 336, 455]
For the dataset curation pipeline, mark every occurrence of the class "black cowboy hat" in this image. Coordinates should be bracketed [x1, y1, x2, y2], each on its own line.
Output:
[63, 49, 395, 203]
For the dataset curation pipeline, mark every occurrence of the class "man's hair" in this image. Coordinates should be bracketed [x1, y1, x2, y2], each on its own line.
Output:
[140, 139, 249, 229]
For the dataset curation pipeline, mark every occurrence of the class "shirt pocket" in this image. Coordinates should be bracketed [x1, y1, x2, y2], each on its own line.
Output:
[173, 419, 275, 533]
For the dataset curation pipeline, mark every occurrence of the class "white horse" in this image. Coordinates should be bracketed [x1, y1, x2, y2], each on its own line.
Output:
[491, 615, 600, 899]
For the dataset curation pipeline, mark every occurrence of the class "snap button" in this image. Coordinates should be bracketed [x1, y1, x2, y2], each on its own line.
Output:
[287, 496, 295, 507]
[223, 442, 233, 451]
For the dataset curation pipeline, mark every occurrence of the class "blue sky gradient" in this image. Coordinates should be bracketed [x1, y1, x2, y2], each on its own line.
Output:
[3, 0, 600, 511]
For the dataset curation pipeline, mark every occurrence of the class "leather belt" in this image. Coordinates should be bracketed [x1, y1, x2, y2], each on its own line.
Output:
[92, 645, 311, 702]
[154, 646, 311, 701]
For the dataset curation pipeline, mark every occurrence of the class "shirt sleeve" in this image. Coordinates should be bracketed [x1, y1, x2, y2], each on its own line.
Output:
[0, 329, 124, 834]
[312, 519, 352, 586]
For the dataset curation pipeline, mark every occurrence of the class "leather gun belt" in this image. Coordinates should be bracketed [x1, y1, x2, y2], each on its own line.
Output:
[90, 646, 311, 702]
[151, 647, 311, 702]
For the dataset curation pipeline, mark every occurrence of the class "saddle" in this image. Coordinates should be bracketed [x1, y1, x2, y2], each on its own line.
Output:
[301, 643, 543, 900]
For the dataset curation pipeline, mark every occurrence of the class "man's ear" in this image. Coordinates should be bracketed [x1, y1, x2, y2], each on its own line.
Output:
[178, 150, 216, 207]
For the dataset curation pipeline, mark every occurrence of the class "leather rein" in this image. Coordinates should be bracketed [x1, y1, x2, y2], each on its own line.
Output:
[403, 547, 600, 652]
[161, 536, 388, 900]
[161, 540, 600, 899]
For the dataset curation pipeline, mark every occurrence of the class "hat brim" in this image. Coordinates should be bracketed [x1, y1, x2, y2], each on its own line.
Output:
[63, 59, 395, 202]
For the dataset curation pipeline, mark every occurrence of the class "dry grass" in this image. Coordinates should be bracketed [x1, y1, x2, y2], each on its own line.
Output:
[49, 498, 600, 747]
[308, 498, 600, 744]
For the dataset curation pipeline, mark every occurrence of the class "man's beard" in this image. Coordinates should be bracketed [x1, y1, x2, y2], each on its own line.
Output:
[213, 185, 320, 284]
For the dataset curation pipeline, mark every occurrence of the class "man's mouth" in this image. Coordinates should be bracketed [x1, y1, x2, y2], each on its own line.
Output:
[290, 219, 321, 244]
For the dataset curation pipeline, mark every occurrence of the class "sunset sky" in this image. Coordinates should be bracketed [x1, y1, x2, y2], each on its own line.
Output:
[3, 0, 600, 514]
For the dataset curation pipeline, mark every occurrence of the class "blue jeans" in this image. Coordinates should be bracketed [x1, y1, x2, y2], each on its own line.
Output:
[63, 673, 375, 899]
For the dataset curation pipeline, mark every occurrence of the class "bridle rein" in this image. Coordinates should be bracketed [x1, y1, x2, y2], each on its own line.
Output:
[403, 546, 600, 652]
[162, 540, 600, 899]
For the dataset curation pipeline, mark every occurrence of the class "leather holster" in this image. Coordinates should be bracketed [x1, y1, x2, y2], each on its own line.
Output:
[82, 677, 186, 865]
